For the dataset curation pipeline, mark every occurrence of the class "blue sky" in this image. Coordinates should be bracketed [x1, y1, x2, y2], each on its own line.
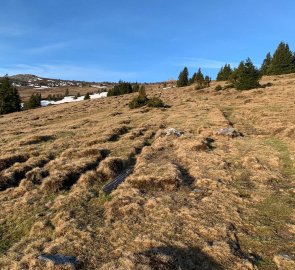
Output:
[0, 0, 295, 82]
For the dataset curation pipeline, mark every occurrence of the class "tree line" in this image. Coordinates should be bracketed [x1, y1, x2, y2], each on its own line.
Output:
[178, 42, 295, 91]
[107, 81, 141, 97]
[177, 67, 211, 89]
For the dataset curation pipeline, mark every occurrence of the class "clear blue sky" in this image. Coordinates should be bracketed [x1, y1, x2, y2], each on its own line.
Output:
[0, 0, 295, 82]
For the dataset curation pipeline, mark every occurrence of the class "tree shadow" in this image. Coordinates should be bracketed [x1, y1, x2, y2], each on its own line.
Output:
[134, 245, 225, 270]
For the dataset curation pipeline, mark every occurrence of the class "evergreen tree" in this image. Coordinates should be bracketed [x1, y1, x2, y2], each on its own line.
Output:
[195, 68, 205, 87]
[231, 58, 261, 90]
[24, 93, 41, 109]
[216, 64, 233, 81]
[204, 76, 211, 87]
[291, 52, 295, 73]
[260, 52, 272, 75]
[268, 42, 293, 75]
[84, 92, 91, 100]
[108, 81, 133, 96]
[177, 67, 189, 87]
[0, 77, 21, 114]
[189, 72, 197, 85]
[129, 85, 148, 109]
[132, 83, 140, 92]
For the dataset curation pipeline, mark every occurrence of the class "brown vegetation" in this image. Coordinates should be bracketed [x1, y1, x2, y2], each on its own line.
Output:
[0, 74, 294, 269]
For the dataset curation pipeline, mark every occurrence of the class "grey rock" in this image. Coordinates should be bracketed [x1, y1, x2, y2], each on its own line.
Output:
[38, 254, 77, 265]
[164, 128, 184, 137]
[217, 127, 244, 138]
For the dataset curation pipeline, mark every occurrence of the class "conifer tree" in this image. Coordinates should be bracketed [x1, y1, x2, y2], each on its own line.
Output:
[189, 72, 197, 85]
[24, 93, 41, 109]
[268, 42, 293, 75]
[0, 77, 21, 114]
[216, 64, 233, 81]
[84, 92, 91, 100]
[260, 52, 272, 75]
[291, 52, 295, 73]
[177, 67, 189, 87]
[108, 81, 133, 96]
[204, 76, 211, 87]
[132, 83, 140, 92]
[231, 58, 261, 90]
[195, 68, 204, 88]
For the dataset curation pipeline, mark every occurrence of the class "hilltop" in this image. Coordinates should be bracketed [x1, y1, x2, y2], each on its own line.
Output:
[0, 74, 294, 269]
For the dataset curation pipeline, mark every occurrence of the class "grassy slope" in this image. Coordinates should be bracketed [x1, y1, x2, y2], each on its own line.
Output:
[0, 74, 294, 269]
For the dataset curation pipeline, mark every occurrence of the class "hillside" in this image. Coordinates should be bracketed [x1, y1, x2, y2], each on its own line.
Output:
[3, 74, 112, 102]
[0, 74, 294, 269]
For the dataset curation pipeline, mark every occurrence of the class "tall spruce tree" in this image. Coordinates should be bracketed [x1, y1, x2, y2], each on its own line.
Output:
[268, 42, 293, 75]
[195, 68, 204, 87]
[216, 64, 232, 81]
[189, 72, 197, 85]
[231, 58, 261, 90]
[0, 77, 21, 115]
[292, 52, 295, 73]
[204, 76, 211, 87]
[260, 52, 272, 75]
[24, 93, 41, 109]
[177, 67, 189, 87]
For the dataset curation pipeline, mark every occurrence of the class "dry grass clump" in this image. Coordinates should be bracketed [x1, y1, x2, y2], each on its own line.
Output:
[105, 125, 130, 141]
[97, 156, 130, 180]
[42, 157, 101, 192]
[0, 154, 29, 171]
[0, 156, 50, 191]
[128, 160, 182, 191]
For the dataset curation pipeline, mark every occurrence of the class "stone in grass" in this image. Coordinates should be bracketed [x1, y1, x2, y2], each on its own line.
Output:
[38, 254, 77, 266]
[164, 128, 184, 137]
[273, 254, 295, 269]
[217, 127, 244, 138]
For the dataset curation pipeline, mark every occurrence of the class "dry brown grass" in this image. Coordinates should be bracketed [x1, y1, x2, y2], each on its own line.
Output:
[0, 74, 295, 269]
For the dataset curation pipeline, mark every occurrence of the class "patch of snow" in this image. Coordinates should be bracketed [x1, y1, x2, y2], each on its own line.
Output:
[41, 92, 108, 107]
[90, 92, 108, 99]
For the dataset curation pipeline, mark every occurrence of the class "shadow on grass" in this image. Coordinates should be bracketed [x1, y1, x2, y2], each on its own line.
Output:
[135, 245, 224, 270]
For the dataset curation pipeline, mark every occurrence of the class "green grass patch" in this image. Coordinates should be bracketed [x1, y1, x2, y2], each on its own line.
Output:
[265, 138, 295, 179]
[239, 193, 294, 270]
[0, 214, 36, 255]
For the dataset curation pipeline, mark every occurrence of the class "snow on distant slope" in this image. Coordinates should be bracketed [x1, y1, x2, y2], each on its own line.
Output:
[41, 92, 108, 107]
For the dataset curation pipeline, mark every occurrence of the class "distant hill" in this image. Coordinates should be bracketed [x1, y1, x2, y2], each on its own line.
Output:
[5, 74, 86, 89]
[9, 74, 39, 81]
[0, 74, 116, 91]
